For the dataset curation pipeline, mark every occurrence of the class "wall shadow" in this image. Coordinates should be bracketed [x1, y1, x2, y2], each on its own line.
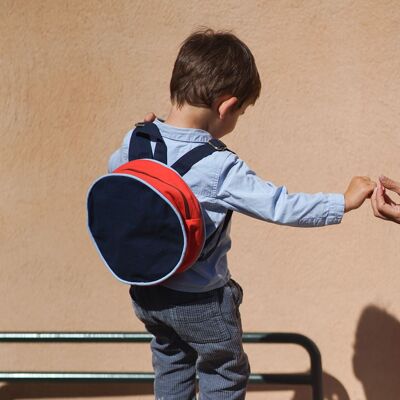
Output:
[288, 372, 350, 400]
[353, 304, 400, 400]
[0, 372, 349, 399]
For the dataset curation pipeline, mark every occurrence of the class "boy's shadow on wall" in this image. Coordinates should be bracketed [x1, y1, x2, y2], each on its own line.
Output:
[287, 304, 400, 400]
[352, 304, 400, 400]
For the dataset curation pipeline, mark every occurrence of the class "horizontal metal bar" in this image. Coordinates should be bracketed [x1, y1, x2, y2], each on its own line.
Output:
[0, 372, 311, 385]
[0, 332, 315, 345]
[0, 372, 155, 382]
[250, 373, 311, 385]
[0, 332, 153, 343]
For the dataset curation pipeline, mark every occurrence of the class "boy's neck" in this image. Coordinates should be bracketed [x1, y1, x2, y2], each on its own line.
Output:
[164, 103, 217, 135]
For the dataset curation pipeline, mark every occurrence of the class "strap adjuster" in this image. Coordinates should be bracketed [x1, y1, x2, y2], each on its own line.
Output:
[208, 139, 227, 151]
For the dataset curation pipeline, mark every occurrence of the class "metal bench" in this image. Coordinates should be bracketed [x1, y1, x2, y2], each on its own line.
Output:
[0, 331, 323, 399]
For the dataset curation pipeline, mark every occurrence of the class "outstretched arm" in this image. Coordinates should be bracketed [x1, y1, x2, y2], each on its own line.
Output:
[215, 154, 375, 227]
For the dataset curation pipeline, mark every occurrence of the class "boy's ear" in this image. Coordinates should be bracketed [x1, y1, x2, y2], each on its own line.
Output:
[216, 96, 239, 119]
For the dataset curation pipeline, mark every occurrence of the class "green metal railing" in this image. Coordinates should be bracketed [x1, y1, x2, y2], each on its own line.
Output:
[0, 331, 323, 399]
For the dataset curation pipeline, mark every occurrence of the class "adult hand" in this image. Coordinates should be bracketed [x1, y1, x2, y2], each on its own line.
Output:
[371, 175, 400, 224]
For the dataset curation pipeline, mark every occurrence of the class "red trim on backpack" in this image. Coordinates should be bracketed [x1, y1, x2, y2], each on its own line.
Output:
[115, 159, 205, 274]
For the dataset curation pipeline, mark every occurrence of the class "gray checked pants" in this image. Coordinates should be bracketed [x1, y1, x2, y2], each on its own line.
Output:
[129, 279, 250, 400]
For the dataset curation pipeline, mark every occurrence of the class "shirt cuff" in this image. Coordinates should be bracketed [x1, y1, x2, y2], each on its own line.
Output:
[325, 193, 345, 225]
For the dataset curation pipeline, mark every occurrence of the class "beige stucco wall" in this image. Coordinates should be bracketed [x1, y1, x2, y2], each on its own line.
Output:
[1, 0, 399, 399]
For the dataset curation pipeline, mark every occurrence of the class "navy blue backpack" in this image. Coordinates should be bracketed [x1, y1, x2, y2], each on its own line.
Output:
[87, 122, 232, 286]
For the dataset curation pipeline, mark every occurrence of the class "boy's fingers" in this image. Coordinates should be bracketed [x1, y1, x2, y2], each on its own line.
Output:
[143, 112, 157, 122]
[379, 175, 400, 195]
[363, 178, 376, 198]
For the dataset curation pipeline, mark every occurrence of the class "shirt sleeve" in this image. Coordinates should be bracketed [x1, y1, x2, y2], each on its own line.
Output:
[107, 129, 133, 173]
[215, 153, 345, 227]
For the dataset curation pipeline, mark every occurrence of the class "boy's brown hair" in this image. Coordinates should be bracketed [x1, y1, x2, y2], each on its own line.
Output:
[170, 28, 261, 109]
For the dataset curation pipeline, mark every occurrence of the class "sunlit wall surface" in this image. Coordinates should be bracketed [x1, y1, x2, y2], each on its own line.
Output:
[1, 1, 399, 399]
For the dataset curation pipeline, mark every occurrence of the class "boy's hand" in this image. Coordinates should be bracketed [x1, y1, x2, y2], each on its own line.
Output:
[144, 112, 156, 122]
[344, 176, 376, 212]
[371, 176, 400, 223]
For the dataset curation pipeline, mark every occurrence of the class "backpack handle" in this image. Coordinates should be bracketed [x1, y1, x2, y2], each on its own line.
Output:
[129, 122, 167, 163]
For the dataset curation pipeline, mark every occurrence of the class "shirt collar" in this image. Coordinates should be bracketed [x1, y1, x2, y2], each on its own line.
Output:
[154, 118, 213, 143]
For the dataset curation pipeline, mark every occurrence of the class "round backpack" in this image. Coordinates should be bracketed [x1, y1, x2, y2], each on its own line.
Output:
[87, 122, 232, 286]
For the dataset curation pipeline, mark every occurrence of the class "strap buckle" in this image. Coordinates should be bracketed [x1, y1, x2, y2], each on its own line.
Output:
[208, 139, 227, 151]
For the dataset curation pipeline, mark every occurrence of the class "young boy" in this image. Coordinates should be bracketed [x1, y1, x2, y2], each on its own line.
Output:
[108, 29, 375, 400]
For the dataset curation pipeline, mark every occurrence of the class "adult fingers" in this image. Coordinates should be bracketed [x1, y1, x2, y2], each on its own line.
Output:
[379, 175, 400, 195]
[376, 181, 400, 220]
[371, 186, 387, 220]
[383, 191, 396, 206]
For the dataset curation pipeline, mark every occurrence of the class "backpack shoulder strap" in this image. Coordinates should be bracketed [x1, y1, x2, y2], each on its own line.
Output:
[171, 138, 228, 176]
[171, 138, 234, 262]
[198, 209, 233, 262]
[128, 122, 167, 164]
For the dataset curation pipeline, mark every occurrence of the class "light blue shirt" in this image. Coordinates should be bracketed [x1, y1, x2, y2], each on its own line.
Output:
[108, 119, 345, 292]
